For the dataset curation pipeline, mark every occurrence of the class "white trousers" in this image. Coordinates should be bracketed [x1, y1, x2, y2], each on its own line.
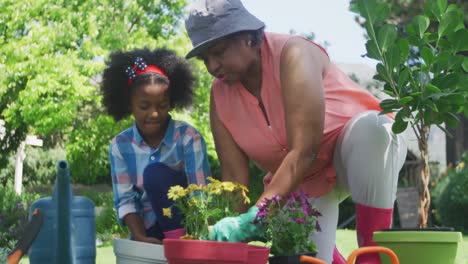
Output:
[310, 110, 408, 263]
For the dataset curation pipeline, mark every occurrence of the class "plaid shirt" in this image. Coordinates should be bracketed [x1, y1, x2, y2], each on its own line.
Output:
[109, 117, 210, 228]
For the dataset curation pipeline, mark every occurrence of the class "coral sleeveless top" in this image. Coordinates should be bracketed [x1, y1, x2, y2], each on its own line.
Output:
[212, 32, 382, 197]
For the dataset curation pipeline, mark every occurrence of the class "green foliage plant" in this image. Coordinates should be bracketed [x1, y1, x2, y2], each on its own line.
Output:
[437, 153, 468, 234]
[0, 183, 41, 248]
[353, 0, 468, 227]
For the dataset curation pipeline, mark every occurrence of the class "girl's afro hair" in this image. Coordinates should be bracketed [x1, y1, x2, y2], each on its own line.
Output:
[101, 47, 195, 121]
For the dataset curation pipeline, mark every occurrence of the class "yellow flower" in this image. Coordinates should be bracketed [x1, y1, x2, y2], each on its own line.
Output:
[243, 195, 251, 205]
[163, 207, 172, 218]
[220, 182, 236, 192]
[238, 184, 248, 192]
[206, 182, 222, 195]
[187, 184, 202, 192]
[168, 185, 187, 200]
[456, 162, 465, 169]
[207, 176, 220, 184]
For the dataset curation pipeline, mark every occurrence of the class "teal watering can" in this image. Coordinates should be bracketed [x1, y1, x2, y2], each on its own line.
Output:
[28, 160, 96, 264]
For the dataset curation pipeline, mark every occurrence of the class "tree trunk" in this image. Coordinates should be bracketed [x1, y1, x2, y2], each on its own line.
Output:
[418, 125, 431, 228]
[446, 115, 468, 165]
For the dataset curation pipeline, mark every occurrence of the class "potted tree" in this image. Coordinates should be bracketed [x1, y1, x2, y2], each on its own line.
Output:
[353, 0, 467, 263]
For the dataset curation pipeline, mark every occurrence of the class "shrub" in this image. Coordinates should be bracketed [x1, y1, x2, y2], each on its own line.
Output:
[436, 153, 468, 234]
[0, 147, 65, 187]
[91, 191, 129, 242]
[0, 184, 42, 248]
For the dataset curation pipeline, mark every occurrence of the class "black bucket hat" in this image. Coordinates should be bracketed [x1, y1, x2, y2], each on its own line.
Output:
[184, 0, 265, 59]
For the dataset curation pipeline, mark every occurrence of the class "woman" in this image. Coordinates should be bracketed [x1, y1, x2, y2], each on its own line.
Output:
[184, 0, 407, 263]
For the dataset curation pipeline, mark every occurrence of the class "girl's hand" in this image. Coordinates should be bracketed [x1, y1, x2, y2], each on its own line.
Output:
[135, 234, 162, 244]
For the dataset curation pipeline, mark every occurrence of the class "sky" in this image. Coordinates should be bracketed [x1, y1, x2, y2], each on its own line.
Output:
[241, 0, 378, 67]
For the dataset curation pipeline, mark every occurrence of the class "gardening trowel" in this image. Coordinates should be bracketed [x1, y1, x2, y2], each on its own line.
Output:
[7, 208, 44, 264]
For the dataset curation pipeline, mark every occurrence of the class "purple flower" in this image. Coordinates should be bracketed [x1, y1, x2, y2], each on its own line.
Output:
[294, 217, 306, 224]
[257, 192, 322, 255]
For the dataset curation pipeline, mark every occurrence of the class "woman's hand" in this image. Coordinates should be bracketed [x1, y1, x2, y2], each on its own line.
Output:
[210, 206, 261, 242]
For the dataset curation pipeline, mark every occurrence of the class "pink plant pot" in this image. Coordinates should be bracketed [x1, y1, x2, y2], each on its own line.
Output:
[247, 245, 270, 264]
[163, 228, 186, 239]
[163, 239, 269, 264]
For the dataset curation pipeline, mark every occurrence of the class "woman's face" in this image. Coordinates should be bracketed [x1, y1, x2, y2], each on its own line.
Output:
[198, 33, 256, 84]
[130, 82, 170, 145]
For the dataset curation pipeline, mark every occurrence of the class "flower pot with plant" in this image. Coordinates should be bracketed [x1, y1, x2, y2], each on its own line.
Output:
[162, 177, 270, 264]
[353, 0, 467, 262]
[254, 192, 321, 264]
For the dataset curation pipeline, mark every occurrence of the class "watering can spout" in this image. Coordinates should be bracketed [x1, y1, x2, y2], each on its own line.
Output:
[54, 160, 73, 263]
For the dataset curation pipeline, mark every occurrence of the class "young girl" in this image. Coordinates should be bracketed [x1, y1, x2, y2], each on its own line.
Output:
[101, 48, 211, 244]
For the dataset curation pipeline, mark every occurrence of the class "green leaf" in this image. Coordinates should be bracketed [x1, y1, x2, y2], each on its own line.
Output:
[448, 29, 468, 52]
[420, 46, 435, 65]
[448, 55, 465, 71]
[433, 52, 450, 72]
[386, 45, 400, 72]
[377, 25, 397, 52]
[445, 94, 466, 105]
[375, 3, 391, 23]
[463, 57, 468, 72]
[444, 113, 460, 128]
[380, 99, 400, 110]
[399, 96, 413, 104]
[397, 39, 410, 64]
[365, 39, 380, 60]
[428, 0, 447, 20]
[397, 68, 410, 91]
[383, 90, 396, 97]
[438, 11, 463, 38]
[357, 0, 379, 25]
[392, 112, 408, 134]
[433, 73, 460, 91]
[376, 63, 390, 83]
[425, 84, 442, 93]
[412, 15, 430, 39]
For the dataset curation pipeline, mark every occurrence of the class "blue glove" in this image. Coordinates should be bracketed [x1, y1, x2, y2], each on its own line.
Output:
[210, 206, 262, 242]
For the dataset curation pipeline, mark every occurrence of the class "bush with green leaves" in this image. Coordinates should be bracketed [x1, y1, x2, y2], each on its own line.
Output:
[353, 0, 468, 227]
[0, 147, 65, 187]
[0, 183, 42, 248]
[436, 153, 468, 234]
[86, 191, 129, 242]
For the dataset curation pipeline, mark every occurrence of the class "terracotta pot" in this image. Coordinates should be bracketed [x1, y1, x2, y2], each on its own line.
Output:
[164, 238, 269, 264]
[163, 228, 186, 239]
[269, 252, 316, 264]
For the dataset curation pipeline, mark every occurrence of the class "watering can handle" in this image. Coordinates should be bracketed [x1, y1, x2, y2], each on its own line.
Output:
[299, 255, 328, 264]
[346, 246, 399, 264]
[299, 246, 399, 264]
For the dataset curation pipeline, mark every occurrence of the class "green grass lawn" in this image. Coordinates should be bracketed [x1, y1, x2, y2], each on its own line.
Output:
[19, 229, 468, 263]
